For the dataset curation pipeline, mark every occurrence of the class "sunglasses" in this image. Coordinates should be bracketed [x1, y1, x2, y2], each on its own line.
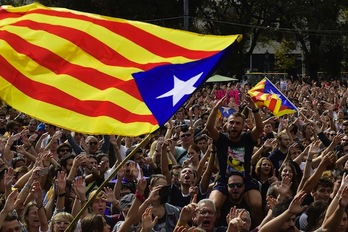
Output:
[180, 133, 191, 138]
[228, 183, 243, 188]
[88, 142, 98, 146]
[59, 148, 71, 153]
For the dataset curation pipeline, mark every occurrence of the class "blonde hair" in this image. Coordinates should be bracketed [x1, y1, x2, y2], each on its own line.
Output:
[50, 212, 74, 232]
[255, 157, 274, 177]
[22, 202, 37, 229]
[148, 140, 158, 158]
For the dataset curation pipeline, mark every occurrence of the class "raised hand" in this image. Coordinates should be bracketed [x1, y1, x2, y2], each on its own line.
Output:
[137, 178, 147, 196]
[276, 176, 292, 198]
[73, 176, 86, 200]
[141, 207, 158, 232]
[266, 195, 277, 210]
[178, 203, 196, 225]
[31, 181, 43, 202]
[147, 185, 161, 203]
[103, 187, 118, 205]
[339, 186, 348, 208]
[244, 94, 257, 111]
[288, 191, 308, 215]
[3, 189, 19, 213]
[4, 167, 15, 188]
[56, 171, 67, 194]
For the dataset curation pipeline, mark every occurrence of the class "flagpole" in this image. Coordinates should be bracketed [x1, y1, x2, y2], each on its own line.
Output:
[264, 77, 299, 112]
[64, 133, 153, 232]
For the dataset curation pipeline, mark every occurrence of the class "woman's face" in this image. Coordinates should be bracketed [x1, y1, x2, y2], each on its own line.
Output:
[188, 148, 199, 162]
[260, 160, 272, 175]
[281, 165, 293, 180]
[92, 198, 107, 215]
[27, 205, 39, 228]
[102, 217, 111, 232]
[53, 216, 70, 232]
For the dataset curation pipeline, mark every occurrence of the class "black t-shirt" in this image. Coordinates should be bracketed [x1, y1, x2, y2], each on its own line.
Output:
[214, 132, 256, 179]
[169, 184, 206, 208]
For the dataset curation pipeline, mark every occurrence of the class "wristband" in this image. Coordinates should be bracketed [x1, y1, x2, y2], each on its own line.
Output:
[135, 190, 145, 202]
[252, 108, 260, 113]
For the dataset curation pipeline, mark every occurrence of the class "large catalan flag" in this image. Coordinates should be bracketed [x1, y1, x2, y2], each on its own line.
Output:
[0, 3, 241, 136]
[248, 78, 297, 117]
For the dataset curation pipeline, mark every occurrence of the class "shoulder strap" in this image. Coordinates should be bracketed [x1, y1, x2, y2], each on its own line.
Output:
[176, 150, 188, 163]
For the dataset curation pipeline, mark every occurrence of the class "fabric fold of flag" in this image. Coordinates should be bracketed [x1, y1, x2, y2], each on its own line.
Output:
[248, 78, 297, 118]
[0, 3, 242, 136]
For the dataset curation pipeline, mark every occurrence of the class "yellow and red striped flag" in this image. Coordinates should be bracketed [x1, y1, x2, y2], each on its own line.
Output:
[0, 3, 241, 136]
[248, 78, 298, 117]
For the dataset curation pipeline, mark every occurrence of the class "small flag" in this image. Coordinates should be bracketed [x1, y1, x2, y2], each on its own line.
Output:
[219, 107, 235, 118]
[248, 78, 297, 117]
[0, 3, 242, 136]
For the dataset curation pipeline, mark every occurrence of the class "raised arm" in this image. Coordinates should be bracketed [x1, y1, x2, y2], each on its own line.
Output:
[205, 96, 226, 141]
[259, 191, 307, 232]
[31, 181, 48, 231]
[245, 95, 263, 142]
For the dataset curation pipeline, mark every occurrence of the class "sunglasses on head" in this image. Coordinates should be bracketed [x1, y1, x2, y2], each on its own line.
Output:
[228, 183, 243, 188]
[88, 142, 98, 145]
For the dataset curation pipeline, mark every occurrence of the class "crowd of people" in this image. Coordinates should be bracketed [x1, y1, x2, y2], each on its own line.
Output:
[1, 77, 348, 232]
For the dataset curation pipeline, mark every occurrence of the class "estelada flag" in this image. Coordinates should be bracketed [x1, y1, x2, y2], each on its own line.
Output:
[0, 3, 241, 136]
[248, 78, 297, 118]
[219, 107, 235, 118]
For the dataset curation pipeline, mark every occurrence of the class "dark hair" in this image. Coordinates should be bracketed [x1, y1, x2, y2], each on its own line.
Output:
[279, 161, 301, 194]
[194, 134, 207, 144]
[1, 211, 20, 232]
[5, 120, 20, 131]
[81, 213, 104, 232]
[314, 177, 334, 191]
[272, 198, 292, 217]
[12, 157, 25, 168]
[188, 144, 200, 154]
[229, 171, 245, 181]
[305, 201, 328, 231]
[96, 153, 108, 163]
[126, 146, 143, 158]
[57, 143, 72, 153]
[59, 154, 75, 168]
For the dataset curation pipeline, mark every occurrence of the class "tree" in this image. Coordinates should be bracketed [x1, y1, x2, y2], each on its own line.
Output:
[274, 40, 296, 73]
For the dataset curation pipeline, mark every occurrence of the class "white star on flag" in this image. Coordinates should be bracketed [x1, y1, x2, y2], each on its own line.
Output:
[268, 89, 281, 99]
[156, 72, 203, 106]
[222, 107, 231, 114]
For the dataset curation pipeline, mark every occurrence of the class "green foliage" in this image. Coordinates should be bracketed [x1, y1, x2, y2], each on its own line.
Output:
[274, 40, 296, 72]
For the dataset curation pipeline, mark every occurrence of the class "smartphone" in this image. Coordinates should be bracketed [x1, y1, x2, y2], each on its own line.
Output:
[38, 168, 49, 176]
[158, 185, 171, 196]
